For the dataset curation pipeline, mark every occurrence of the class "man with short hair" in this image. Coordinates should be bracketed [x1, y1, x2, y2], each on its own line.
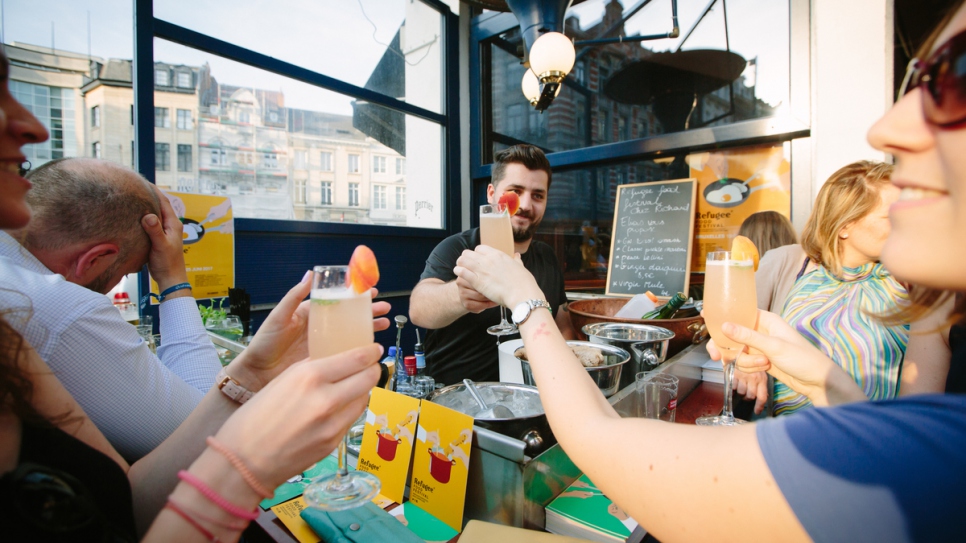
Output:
[410, 145, 575, 385]
[0, 157, 220, 459]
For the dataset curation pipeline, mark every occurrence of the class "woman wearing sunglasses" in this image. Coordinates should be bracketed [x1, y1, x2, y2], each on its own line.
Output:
[0, 48, 386, 542]
[454, 3, 966, 541]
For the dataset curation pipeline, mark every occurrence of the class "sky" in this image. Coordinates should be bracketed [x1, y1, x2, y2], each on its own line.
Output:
[4, 0, 788, 113]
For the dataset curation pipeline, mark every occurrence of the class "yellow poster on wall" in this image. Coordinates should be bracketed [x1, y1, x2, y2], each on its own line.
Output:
[150, 191, 234, 302]
[688, 144, 791, 272]
[356, 388, 421, 504]
[409, 401, 473, 532]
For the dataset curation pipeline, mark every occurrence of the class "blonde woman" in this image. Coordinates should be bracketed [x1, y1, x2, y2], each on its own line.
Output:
[769, 161, 909, 415]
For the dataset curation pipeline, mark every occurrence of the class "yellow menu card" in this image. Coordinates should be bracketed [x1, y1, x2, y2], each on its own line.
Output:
[409, 400, 474, 532]
[356, 387, 421, 503]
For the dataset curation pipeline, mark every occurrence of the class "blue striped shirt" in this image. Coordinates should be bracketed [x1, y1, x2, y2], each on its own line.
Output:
[0, 232, 221, 460]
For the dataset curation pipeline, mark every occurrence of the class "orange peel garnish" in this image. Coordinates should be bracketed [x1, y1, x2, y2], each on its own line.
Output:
[348, 245, 380, 294]
[498, 192, 520, 216]
[731, 235, 760, 271]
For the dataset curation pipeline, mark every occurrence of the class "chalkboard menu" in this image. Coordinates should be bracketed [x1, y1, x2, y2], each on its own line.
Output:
[605, 179, 697, 298]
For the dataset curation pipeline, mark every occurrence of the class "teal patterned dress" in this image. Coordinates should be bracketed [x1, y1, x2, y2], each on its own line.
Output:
[772, 262, 909, 416]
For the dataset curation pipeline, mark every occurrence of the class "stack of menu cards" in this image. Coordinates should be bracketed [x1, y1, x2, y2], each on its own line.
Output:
[544, 475, 645, 543]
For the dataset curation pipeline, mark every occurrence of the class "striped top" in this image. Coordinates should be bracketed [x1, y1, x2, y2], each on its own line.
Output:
[772, 262, 909, 416]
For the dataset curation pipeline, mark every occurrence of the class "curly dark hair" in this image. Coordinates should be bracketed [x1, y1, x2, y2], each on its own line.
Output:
[0, 313, 45, 424]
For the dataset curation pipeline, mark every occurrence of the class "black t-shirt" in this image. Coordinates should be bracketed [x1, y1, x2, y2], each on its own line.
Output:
[419, 228, 567, 385]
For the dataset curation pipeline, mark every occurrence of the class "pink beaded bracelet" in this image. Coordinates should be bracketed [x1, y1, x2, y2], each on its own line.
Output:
[206, 437, 274, 499]
[177, 470, 260, 521]
[164, 499, 220, 542]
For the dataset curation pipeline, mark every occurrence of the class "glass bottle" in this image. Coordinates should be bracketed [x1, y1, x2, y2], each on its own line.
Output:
[642, 292, 687, 320]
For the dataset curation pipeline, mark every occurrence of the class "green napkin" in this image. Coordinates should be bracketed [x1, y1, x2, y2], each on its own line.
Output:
[301, 501, 423, 543]
[260, 456, 340, 510]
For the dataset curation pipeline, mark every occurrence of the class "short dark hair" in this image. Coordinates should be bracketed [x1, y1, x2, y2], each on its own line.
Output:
[24, 158, 160, 263]
[492, 145, 552, 189]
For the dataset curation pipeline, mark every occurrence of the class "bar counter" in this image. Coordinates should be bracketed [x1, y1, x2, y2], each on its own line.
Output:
[233, 337, 726, 542]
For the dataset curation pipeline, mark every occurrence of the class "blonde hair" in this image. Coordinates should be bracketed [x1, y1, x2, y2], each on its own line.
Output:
[800, 161, 894, 278]
[738, 211, 797, 256]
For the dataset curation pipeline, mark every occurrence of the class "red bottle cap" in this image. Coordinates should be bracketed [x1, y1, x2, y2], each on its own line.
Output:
[113, 292, 130, 304]
[404, 355, 417, 376]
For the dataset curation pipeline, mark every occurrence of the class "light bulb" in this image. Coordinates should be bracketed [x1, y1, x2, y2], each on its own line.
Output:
[521, 70, 541, 104]
[528, 32, 575, 81]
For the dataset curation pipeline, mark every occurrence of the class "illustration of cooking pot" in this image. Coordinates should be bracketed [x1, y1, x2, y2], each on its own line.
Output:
[428, 448, 455, 484]
[376, 432, 400, 461]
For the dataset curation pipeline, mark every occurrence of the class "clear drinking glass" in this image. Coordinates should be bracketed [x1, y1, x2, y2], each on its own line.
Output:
[302, 265, 381, 510]
[696, 251, 758, 426]
[479, 203, 517, 336]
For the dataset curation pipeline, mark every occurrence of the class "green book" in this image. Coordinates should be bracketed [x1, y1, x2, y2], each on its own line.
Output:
[544, 475, 642, 543]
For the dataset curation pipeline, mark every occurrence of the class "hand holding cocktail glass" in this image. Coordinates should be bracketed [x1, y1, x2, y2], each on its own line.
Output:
[706, 308, 866, 407]
[480, 192, 522, 337]
[696, 237, 759, 426]
[303, 246, 385, 511]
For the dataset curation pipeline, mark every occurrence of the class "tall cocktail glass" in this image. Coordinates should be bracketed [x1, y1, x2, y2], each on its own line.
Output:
[302, 265, 381, 510]
[480, 203, 518, 336]
[696, 251, 758, 426]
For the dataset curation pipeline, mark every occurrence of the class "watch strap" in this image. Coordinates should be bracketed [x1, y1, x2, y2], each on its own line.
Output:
[216, 367, 254, 404]
[514, 299, 552, 326]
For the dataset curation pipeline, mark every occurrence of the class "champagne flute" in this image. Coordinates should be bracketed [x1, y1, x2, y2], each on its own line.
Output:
[302, 265, 381, 510]
[696, 251, 758, 426]
[480, 203, 518, 336]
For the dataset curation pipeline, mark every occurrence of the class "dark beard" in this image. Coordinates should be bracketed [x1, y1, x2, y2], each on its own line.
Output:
[513, 226, 533, 243]
[512, 211, 540, 242]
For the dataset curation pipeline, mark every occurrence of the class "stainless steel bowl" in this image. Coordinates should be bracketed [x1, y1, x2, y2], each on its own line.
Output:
[516, 341, 631, 398]
[582, 323, 675, 392]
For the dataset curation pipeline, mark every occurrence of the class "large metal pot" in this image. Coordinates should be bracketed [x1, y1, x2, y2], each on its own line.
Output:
[516, 341, 631, 398]
[569, 297, 707, 357]
[582, 323, 675, 392]
[426, 382, 553, 457]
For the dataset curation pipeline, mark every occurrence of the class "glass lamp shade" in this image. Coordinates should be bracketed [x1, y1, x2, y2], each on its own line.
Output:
[521, 69, 541, 103]
[528, 32, 575, 80]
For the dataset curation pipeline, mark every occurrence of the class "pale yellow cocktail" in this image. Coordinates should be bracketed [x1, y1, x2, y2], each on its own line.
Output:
[480, 205, 514, 256]
[308, 286, 373, 359]
[703, 256, 758, 358]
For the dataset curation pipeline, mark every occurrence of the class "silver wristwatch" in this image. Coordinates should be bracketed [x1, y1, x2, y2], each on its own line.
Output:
[511, 299, 552, 326]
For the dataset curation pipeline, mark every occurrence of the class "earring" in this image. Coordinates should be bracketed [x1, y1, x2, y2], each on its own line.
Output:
[840, 233, 849, 239]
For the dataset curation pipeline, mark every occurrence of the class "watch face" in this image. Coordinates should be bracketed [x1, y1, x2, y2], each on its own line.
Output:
[511, 301, 530, 325]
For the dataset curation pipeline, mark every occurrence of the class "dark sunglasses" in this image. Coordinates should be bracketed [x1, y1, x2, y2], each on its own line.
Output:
[900, 27, 966, 127]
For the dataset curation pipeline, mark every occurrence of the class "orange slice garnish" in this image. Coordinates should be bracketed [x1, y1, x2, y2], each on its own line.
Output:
[731, 235, 760, 271]
[348, 245, 380, 294]
[498, 192, 520, 216]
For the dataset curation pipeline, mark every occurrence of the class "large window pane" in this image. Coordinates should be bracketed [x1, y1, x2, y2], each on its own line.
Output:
[150, 39, 444, 227]
[533, 142, 791, 286]
[154, 0, 445, 114]
[485, 0, 788, 161]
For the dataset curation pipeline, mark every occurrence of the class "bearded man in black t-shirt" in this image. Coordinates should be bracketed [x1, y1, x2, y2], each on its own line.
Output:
[409, 145, 576, 385]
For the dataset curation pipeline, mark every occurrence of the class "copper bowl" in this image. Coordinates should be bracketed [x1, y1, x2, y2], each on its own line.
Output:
[569, 298, 706, 358]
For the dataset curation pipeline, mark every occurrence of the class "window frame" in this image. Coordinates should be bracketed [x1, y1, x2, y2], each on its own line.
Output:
[154, 106, 169, 128]
[176, 108, 192, 130]
[348, 182, 360, 207]
[155, 142, 170, 171]
[177, 143, 192, 172]
[133, 0, 460, 240]
[91, 105, 100, 128]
